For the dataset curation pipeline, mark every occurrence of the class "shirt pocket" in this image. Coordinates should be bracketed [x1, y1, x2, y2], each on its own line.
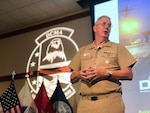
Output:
[81, 52, 93, 68]
[101, 51, 118, 66]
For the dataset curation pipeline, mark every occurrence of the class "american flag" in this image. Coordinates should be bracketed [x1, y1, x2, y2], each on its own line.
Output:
[0, 80, 22, 113]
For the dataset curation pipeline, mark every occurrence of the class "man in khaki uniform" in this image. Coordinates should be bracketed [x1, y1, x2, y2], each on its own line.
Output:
[69, 16, 136, 113]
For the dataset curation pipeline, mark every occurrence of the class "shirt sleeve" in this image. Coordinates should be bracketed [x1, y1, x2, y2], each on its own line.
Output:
[69, 50, 81, 71]
[117, 44, 137, 69]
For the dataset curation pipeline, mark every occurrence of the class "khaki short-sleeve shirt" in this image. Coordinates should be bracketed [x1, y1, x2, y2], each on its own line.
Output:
[69, 41, 136, 95]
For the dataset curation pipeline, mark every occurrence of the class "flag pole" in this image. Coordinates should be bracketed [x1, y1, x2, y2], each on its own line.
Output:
[11, 70, 16, 79]
[42, 75, 44, 84]
[57, 75, 59, 83]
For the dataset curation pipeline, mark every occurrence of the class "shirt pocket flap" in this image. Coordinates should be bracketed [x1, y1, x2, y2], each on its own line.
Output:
[81, 52, 93, 59]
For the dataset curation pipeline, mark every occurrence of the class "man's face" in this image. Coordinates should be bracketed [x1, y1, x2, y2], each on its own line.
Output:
[93, 17, 111, 38]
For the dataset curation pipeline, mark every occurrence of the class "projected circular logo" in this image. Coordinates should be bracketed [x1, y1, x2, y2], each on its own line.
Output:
[26, 27, 79, 99]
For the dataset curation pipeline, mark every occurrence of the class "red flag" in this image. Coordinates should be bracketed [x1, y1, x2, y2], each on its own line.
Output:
[34, 83, 55, 113]
[0, 80, 22, 113]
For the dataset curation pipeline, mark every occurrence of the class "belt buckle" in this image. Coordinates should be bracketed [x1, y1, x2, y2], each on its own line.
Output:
[91, 96, 98, 101]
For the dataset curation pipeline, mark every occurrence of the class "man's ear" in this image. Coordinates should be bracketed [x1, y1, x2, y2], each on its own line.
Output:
[93, 25, 96, 32]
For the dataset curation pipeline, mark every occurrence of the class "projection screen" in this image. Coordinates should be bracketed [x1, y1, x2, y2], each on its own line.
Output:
[92, 0, 150, 113]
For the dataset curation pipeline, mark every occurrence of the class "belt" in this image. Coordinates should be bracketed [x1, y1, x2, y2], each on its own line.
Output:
[80, 91, 122, 101]
[81, 95, 107, 101]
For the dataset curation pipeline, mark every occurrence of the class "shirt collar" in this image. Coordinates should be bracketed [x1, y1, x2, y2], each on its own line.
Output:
[102, 40, 112, 47]
[88, 40, 112, 49]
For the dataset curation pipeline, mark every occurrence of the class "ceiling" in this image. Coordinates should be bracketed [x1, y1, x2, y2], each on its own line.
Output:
[0, 0, 90, 36]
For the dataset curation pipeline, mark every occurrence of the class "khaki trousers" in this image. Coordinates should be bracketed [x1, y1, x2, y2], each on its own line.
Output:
[77, 93, 125, 113]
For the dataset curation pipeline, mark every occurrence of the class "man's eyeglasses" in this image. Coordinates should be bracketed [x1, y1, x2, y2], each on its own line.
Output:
[96, 22, 112, 28]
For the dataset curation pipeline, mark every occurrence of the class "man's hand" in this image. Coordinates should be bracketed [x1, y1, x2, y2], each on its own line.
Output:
[80, 66, 108, 83]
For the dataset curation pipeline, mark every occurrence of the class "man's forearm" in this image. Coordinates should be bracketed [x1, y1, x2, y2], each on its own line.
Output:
[70, 71, 80, 83]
